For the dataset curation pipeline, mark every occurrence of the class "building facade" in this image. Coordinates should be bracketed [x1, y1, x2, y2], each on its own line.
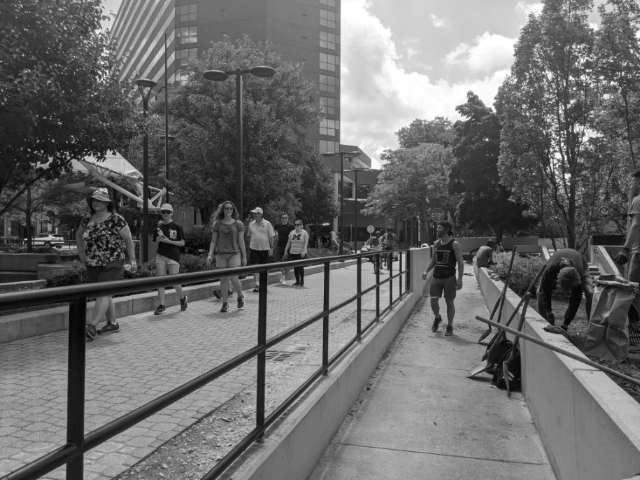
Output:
[110, 0, 341, 154]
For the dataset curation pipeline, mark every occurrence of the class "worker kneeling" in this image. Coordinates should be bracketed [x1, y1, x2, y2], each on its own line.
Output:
[537, 249, 593, 331]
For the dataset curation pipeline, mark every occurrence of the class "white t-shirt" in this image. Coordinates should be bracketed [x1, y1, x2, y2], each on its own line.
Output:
[288, 229, 309, 255]
[248, 219, 274, 251]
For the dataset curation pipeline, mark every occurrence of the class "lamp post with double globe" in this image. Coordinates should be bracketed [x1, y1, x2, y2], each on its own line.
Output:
[135, 78, 156, 264]
[203, 66, 276, 218]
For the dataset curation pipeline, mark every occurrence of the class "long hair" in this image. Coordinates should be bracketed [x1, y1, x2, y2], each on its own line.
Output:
[212, 200, 239, 223]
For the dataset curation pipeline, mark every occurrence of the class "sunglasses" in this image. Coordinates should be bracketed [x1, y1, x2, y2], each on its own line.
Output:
[160, 210, 172, 214]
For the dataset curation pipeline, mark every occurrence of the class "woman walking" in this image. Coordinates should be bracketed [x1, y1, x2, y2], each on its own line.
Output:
[76, 188, 136, 341]
[207, 201, 247, 312]
[284, 219, 309, 287]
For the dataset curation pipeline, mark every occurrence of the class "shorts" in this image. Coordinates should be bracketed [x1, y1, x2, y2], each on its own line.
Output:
[273, 245, 287, 262]
[630, 253, 640, 283]
[155, 254, 180, 275]
[249, 249, 271, 265]
[429, 276, 457, 300]
[86, 262, 124, 283]
[215, 252, 241, 268]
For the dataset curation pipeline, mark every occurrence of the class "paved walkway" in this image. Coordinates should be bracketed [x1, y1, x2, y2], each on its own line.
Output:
[0, 260, 401, 480]
[309, 266, 556, 480]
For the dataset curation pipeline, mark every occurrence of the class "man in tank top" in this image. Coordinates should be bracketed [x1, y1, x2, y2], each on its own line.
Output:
[423, 221, 464, 336]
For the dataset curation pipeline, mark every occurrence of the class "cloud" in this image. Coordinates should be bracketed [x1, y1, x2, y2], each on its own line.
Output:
[515, 1, 544, 19]
[430, 13, 447, 28]
[444, 32, 516, 73]
[341, 0, 510, 165]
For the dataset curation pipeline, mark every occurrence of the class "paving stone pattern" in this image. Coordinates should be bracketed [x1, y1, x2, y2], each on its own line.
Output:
[1, 259, 405, 480]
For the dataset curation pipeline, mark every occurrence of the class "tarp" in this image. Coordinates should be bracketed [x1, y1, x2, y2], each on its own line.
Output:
[584, 275, 636, 362]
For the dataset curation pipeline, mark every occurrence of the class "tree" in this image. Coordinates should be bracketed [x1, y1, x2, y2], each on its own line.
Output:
[160, 35, 334, 223]
[363, 143, 456, 240]
[0, 0, 135, 217]
[496, 0, 597, 248]
[396, 117, 455, 149]
[450, 92, 535, 240]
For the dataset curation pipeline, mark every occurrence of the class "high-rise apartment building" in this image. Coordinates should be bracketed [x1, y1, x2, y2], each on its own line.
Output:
[110, 0, 341, 154]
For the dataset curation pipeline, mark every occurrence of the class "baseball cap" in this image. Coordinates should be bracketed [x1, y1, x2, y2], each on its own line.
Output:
[251, 207, 263, 214]
[90, 187, 111, 203]
[160, 203, 173, 212]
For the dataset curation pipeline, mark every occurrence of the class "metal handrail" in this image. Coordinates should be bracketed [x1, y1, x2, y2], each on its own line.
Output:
[3, 250, 411, 480]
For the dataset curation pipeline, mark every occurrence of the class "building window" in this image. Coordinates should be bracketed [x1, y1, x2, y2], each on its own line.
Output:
[319, 140, 339, 153]
[176, 47, 197, 66]
[319, 74, 338, 93]
[319, 31, 338, 51]
[176, 4, 197, 23]
[320, 9, 337, 29]
[320, 118, 340, 136]
[319, 52, 339, 72]
[176, 26, 197, 44]
[320, 96, 337, 116]
[320, 0, 337, 7]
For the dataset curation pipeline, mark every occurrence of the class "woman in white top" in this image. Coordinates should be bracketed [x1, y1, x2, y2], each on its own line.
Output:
[283, 219, 309, 287]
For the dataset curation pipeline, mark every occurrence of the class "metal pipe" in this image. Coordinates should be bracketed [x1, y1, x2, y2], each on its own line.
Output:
[475, 316, 640, 387]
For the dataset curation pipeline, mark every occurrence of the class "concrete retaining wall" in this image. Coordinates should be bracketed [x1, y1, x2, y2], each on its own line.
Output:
[476, 266, 640, 480]
[225, 247, 432, 480]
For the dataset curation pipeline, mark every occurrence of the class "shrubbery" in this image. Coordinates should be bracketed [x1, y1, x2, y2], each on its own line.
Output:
[490, 252, 546, 296]
[183, 226, 210, 254]
[44, 264, 86, 287]
[180, 254, 212, 273]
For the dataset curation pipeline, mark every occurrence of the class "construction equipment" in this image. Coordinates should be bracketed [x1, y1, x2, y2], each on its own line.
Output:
[477, 248, 517, 344]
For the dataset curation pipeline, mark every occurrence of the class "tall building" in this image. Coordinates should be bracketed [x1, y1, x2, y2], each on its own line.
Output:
[110, 0, 341, 154]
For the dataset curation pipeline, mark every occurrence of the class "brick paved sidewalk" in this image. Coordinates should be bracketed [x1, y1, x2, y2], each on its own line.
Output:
[1, 259, 404, 480]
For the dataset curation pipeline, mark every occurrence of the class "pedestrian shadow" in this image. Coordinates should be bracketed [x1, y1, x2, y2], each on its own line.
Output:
[442, 335, 477, 346]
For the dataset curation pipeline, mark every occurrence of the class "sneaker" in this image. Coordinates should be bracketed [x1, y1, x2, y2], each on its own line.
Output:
[444, 325, 453, 336]
[237, 296, 244, 309]
[85, 325, 97, 342]
[180, 296, 188, 311]
[279, 277, 286, 285]
[221, 302, 229, 313]
[98, 322, 119, 334]
[560, 323, 569, 332]
[154, 304, 166, 315]
[252, 287, 259, 293]
[431, 315, 442, 332]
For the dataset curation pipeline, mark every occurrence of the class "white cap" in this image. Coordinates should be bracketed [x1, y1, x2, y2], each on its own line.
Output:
[90, 187, 111, 203]
[160, 203, 173, 212]
[251, 207, 263, 214]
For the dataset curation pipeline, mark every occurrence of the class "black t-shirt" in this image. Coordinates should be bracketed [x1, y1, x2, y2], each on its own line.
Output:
[154, 221, 184, 262]
[275, 223, 295, 248]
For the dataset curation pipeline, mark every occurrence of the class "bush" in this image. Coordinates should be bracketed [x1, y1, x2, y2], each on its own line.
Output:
[490, 253, 546, 296]
[180, 254, 212, 273]
[183, 225, 210, 254]
[44, 265, 86, 287]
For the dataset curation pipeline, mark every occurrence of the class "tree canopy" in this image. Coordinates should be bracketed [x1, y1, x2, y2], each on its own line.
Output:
[0, 0, 134, 217]
[160, 35, 335, 222]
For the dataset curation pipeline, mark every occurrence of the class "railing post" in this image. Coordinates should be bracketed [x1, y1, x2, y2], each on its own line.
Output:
[398, 250, 403, 296]
[356, 256, 362, 338]
[322, 262, 330, 373]
[375, 254, 380, 321]
[257, 270, 268, 432]
[406, 249, 411, 292]
[67, 297, 87, 480]
[389, 252, 393, 306]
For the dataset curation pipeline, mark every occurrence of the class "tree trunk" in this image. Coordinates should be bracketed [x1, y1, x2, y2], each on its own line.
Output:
[26, 187, 33, 253]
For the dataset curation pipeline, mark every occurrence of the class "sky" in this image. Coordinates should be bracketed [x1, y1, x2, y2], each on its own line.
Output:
[102, 0, 545, 166]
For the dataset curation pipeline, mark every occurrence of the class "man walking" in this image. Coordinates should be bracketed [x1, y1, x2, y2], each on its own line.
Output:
[153, 203, 188, 315]
[274, 212, 294, 285]
[423, 221, 464, 336]
[247, 207, 275, 292]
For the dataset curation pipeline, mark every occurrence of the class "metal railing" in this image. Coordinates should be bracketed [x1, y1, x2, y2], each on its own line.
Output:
[2, 250, 410, 480]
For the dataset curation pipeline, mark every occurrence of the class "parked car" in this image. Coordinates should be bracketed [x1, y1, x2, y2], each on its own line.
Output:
[25, 234, 65, 248]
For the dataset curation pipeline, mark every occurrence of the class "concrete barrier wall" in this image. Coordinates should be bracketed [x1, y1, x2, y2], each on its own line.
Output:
[476, 266, 640, 480]
[225, 247, 432, 480]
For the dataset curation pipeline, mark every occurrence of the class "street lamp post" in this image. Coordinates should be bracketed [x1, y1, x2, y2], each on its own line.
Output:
[346, 168, 369, 252]
[136, 78, 157, 264]
[203, 66, 276, 218]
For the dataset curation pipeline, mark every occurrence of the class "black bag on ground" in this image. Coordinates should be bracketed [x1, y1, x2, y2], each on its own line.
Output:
[492, 343, 522, 391]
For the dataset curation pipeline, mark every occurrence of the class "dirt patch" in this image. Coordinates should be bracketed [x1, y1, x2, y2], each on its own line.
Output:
[547, 299, 640, 404]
